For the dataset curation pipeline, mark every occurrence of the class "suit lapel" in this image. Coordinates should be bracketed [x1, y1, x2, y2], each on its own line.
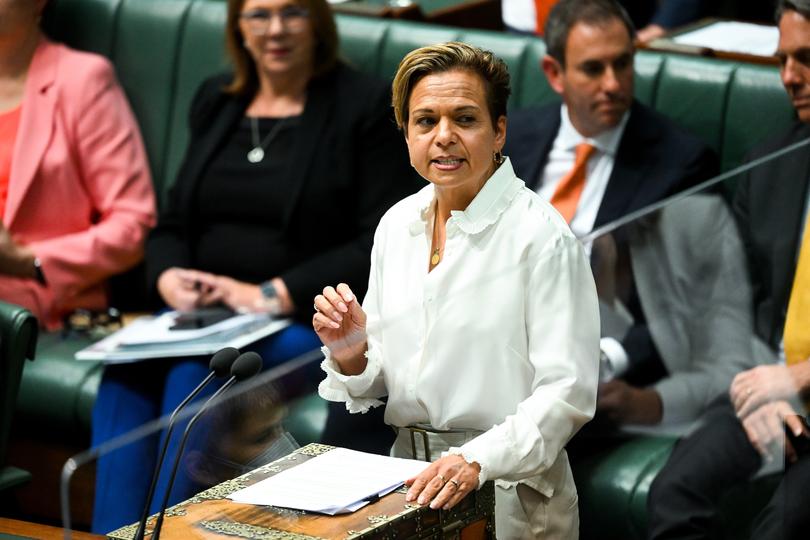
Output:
[526, 111, 558, 191]
[6, 40, 57, 227]
[594, 104, 648, 227]
[507, 106, 559, 191]
[279, 72, 332, 227]
[177, 94, 247, 216]
[769, 124, 810, 319]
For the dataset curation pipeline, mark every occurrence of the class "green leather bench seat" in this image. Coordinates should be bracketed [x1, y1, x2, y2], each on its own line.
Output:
[574, 436, 677, 540]
[25, 1, 796, 537]
[0, 301, 38, 491]
[15, 333, 102, 438]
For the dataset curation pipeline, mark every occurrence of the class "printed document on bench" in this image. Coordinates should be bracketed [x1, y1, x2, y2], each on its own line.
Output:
[228, 447, 429, 514]
[75, 310, 290, 362]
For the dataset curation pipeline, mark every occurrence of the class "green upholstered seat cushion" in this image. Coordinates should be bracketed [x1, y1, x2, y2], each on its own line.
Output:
[16, 333, 103, 438]
[0, 466, 33, 492]
[0, 301, 37, 490]
[574, 435, 677, 540]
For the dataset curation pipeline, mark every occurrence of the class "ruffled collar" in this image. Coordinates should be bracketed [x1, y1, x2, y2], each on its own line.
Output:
[408, 158, 524, 236]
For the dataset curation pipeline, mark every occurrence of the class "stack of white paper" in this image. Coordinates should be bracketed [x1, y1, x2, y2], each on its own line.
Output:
[672, 21, 778, 57]
[228, 448, 429, 514]
[74, 311, 290, 363]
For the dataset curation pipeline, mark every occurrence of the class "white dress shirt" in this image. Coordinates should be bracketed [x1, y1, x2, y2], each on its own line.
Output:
[319, 159, 600, 488]
[537, 104, 630, 239]
[502, 0, 538, 33]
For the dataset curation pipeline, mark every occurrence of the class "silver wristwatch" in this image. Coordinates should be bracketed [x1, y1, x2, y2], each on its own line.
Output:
[259, 280, 282, 315]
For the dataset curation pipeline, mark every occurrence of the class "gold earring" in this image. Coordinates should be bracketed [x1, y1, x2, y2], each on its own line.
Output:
[493, 150, 504, 164]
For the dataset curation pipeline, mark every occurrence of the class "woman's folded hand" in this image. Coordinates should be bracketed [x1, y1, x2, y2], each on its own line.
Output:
[157, 267, 219, 311]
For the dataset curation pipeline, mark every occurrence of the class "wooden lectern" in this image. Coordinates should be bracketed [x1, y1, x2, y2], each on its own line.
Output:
[108, 444, 495, 539]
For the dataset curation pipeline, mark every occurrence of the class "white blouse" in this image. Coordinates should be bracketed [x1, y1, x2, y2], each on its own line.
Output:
[319, 159, 599, 487]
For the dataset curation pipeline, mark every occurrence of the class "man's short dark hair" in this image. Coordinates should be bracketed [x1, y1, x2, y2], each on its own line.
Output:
[545, 0, 636, 67]
[777, 0, 810, 21]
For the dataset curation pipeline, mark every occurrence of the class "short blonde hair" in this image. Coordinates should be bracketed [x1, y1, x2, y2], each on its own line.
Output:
[391, 42, 511, 132]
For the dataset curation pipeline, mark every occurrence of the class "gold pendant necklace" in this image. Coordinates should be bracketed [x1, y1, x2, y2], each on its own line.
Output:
[430, 209, 442, 268]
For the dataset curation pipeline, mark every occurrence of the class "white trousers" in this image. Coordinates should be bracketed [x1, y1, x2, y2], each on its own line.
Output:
[391, 427, 579, 539]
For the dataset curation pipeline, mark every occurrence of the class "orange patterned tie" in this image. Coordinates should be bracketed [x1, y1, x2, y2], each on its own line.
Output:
[550, 143, 596, 223]
[534, 0, 558, 35]
[784, 216, 810, 366]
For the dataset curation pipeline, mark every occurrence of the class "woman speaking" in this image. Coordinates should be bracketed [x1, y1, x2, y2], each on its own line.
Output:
[314, 43, 599, 538]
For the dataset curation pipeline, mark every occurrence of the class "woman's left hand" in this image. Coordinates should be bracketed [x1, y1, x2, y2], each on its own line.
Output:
[404, 454, 480, 510]
[194, 275, 292, 314]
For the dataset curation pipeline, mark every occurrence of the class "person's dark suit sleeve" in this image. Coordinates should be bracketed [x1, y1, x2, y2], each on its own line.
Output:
[731, 162, 762, 315]
[145, 77, 224, 294]
[280, 78, 420, 312]
[677, 139, 721, 193]
[622, 138, 720, 376]
[651, 0, 704, 29]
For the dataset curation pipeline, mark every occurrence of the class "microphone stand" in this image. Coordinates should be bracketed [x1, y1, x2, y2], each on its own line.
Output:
[151, 352, 262, 540]
[133, 348, 238, 540]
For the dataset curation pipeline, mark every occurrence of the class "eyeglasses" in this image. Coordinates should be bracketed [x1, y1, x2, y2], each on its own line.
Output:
[240, 6, 310, 35]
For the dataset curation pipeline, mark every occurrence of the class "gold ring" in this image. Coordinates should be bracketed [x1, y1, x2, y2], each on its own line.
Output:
[437, 474, 446, 484]
[449, 479, 460, 489]
[313, 303, 320, 313]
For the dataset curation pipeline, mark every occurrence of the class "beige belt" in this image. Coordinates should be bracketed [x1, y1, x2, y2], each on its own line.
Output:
[393, 424, 483, 462]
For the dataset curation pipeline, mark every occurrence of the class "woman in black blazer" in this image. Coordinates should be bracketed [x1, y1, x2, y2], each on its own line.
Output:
[91, 0, 419, 532]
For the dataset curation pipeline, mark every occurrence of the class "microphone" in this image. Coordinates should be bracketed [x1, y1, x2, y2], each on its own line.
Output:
[151, 352, 263, 540]
[133, 347, 239, 540]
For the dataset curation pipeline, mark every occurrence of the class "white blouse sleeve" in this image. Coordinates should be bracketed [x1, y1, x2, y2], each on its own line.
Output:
[450, 232, 600, 485]
[318, 232, 388, 414]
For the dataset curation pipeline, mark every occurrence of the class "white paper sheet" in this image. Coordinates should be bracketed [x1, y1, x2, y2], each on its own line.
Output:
[672, 21, 778, 57]
[74, 312, 291, 362]
[228, 447, 429, 514]
[118, 311, 270, 345]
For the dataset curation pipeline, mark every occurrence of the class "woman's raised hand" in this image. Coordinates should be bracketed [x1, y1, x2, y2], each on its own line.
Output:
[313, 284, 368, 371]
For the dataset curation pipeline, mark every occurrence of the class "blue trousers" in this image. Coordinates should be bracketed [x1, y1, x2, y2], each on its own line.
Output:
[90, 323, 321, 534]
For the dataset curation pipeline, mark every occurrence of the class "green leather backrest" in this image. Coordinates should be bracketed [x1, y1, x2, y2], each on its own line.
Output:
[45, 0, 795, 202]
[163, 0, 231, 201]
[44, 0, 120, 57]
[0, 302, 38, 471]
[723, 64, 795, 171]
[654, 56, 737, 156]
[114, 0, 195, 200]
[634, 51, 664, 108]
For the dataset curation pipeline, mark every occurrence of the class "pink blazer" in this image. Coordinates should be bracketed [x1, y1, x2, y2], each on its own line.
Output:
[0, 40, 156, 330]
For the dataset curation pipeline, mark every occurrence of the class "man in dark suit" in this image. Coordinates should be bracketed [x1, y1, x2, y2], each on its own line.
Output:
[647, 2, 810, 538]
[505, 0, 718, 428]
